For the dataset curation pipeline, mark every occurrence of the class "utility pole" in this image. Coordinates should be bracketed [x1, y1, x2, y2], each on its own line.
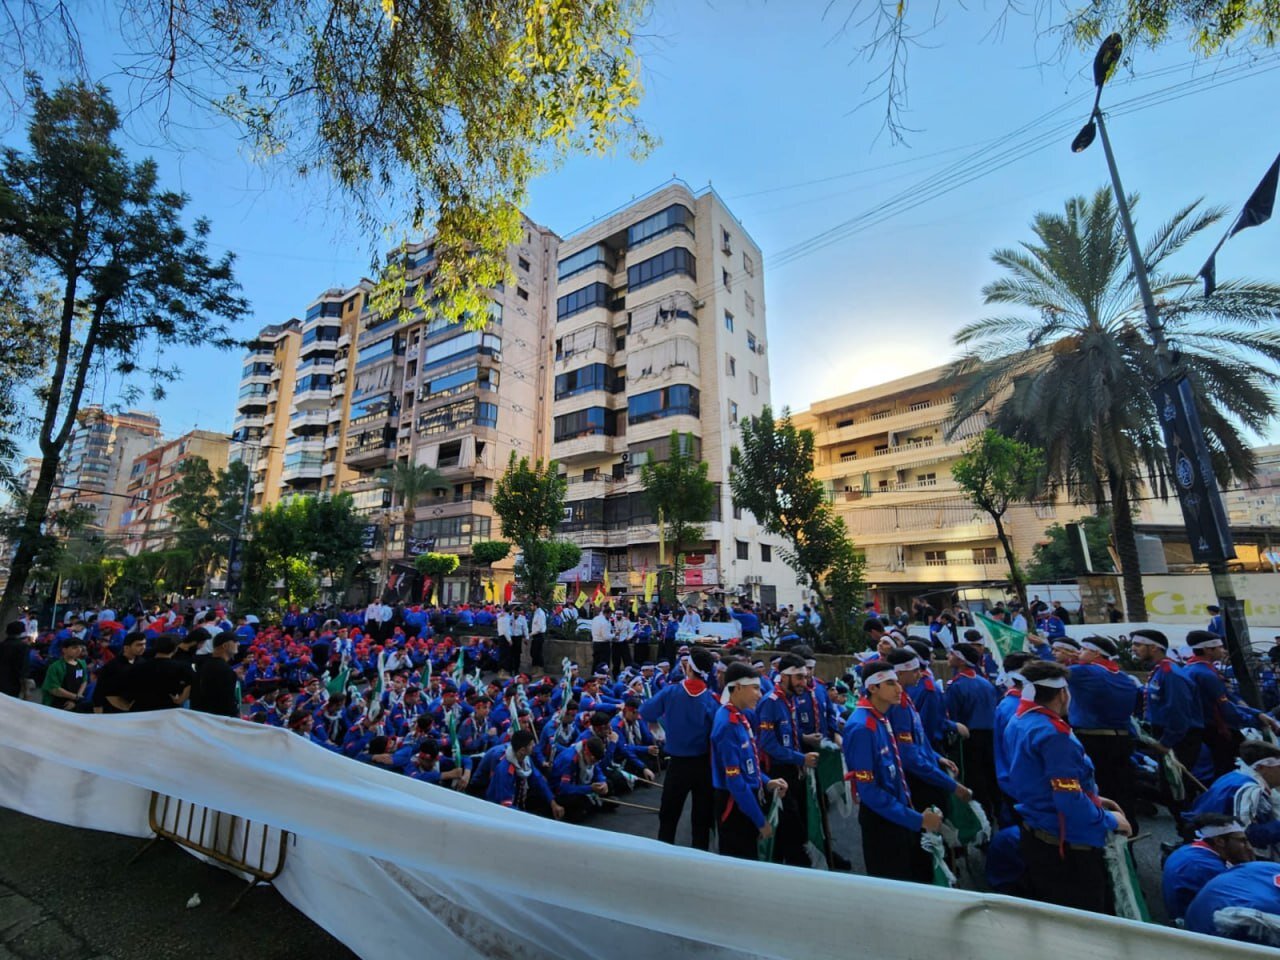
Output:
[377, 507, 392, 602]
[1073, 35, 1261, 706]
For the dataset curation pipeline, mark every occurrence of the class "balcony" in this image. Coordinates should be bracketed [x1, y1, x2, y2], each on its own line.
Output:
[814, 437, 972, 481]
[830, 477, 963, 507]
[233, 413, 265, 432]
[321, 461, 337, 478]
[324, 433, 341, 450]
[262, 409, 276, 428]
[816, 399, 957, 447]
[552, 433, 626, 464]
[285, 436, 325, 455]
[345, 442, 396, 467]
[841, 499, 999, 546]
[899, 560, 1009, 584]
[292, 386, 330, 409]
[337, 332, 352, 349]
[281, 458, 324, 483]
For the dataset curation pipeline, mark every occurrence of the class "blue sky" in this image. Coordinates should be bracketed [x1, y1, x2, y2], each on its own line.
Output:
[12, 2, 1280, 447]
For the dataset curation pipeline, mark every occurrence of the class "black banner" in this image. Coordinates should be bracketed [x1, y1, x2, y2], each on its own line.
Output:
[406, 537, 436, 556]
[361, 524, 380, 550]
[1152, 376, 1235, 563]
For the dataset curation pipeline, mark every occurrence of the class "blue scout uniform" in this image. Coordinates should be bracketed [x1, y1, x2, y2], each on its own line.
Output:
[1068, 657, 1141, 829]
[710, 701, 770, 860]
[487, 750, 556, 811]
[907, 675, 956, 751]
[640, 675, 719, 850]
[1190, 768, 1280, 852]
[1162, 841, 1230, 923]
[994, 687, 1022, 800]
[1144, 657, 1204, 751]
[1184, 654, 1262, 773]
[886, 691, 958, 804]
[1185, 861, 1280, 944]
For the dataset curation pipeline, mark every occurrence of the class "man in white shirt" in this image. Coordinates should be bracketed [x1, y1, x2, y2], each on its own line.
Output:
[678, 605, 702, 636]
[529, 605, 548, 669]
[1010, 603, 1028, 634]
[611, 612, 633, 675]
[364, 599, 386, 642]
[509, 606, 529, 674]
[589, 607, 612, 676]
[495, 606, 513, 675]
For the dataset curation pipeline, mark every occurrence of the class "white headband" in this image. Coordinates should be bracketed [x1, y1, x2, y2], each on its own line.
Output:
[1006, 671, 1027, 686]
[863, 669, 897, 688]
[1254, 757, 1280, 769]
[1190, 637, 1224, 650]
[1051, 641, 1079, 652]
[1130, 634, 1167, 649]
[1080, 641, 1111, 656]
[1198, 821, 1246, 840]
[804, 659, 817, 669]
[1020, 676, 1069, 700]
[892, 657, 921, 673]
[720, 677, 761, 704]
[780, 666, 807, 676]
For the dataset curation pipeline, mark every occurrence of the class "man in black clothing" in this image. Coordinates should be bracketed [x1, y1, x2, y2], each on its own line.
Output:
[126, 635, 192, 710]
[92, 633, 146, 713]
[0, 622, 30, 699]
[191, 631, 241, 718]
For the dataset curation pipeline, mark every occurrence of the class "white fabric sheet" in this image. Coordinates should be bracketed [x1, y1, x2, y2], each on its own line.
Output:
[0, 695, 1269, 960]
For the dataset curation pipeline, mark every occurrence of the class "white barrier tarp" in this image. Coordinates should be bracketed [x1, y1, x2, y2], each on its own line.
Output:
[0, 695, 1265, 960]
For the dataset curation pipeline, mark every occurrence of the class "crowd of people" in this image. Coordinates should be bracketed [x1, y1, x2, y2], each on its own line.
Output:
[3, 596, 1280, 947]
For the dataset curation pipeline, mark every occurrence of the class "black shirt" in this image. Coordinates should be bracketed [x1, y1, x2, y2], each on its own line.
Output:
[92, 655, 136, 712]
[125, 657, 191, 711]
[191, 657, 240, 717]
[0, 638, 29, 698]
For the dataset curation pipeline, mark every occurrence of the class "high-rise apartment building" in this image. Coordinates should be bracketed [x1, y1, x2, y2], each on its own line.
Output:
[51, 407, 163, 533]
[551, 182, 788, 606]
[230, 319, 302, 509]
[794, 366, 1090, 609]
[117, 429, 231, 554]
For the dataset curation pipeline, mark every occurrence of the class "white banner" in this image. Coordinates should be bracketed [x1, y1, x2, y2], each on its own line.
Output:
[0, 696, 1268, 960]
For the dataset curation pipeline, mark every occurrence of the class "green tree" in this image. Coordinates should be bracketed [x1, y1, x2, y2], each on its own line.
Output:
[730, 406, 866, 642]
[0, 82, 246, 626]
[1026, 512, 1117, 582]
[0, 240, 57, 492]
[949, 188, 1280, 622]
[241, 494, 367, 609]
[2, 1, 649, 329]
[414, 552, 461, 605]
[168, 456, 252, 588]
[491, 452, 575, 607]
[641, 431, 716, 586]
[380, 460, 445, 552]
[470, 539, 512, 602]
[951, 430, 1046, 618]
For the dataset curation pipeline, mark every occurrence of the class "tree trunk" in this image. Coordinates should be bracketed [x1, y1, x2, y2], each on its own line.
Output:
[1108, 471, 1147, 622]
[992, 513, 1030, 626]
[0, 454, 61, 626]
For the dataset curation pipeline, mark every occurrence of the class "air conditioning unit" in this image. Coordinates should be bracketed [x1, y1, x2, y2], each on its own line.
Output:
[562, 507, 574, 521]
[745, 575, 763, 585]
[620, 452, 630, 463]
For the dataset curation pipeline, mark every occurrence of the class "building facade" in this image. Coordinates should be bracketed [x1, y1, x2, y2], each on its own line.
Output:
[230, 319, 303, 510]
[50, 407, 163, 534]
[551, 181, 789, 607]
[116, 429, 231, 555]
[795, 366, 1090, 610]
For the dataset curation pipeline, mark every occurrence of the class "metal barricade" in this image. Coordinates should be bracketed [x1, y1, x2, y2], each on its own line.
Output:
[129, 792, 291, 909]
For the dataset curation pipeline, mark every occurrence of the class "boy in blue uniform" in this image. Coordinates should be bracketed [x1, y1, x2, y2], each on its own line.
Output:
[995, 652, 1034, 815]
[885, 648, 969, 815]
[486, 730, 564, 819]
[711, 662, 788, 860]
[1185, 860, 1280, 945]
[1183, 630, 1279, 776]
[944, 643, 999, 816]
[1162, 814, 1253, 924]
[1007, 661, 1131, 914]
[1132, 629, 1205, 820]
[1068, 635, 1141, 831]
[550, 735, 609, 822]
[1188, 739, 1280, 857]
[756, 653, 819, 866]
[640, 646, 718, 850]
[844, 659, 943, 883]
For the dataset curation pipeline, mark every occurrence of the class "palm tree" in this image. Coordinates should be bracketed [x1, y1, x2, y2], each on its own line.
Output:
[380, 460, 445, 551]
[949, 187, 1280, 620]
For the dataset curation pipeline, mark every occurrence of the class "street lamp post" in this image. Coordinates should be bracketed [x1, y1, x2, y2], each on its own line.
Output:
[1072, 34, 1261, 706]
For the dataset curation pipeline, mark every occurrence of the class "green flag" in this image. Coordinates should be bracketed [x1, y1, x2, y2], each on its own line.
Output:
[325, 665, 351, 697]
[976, 612, 1026, 659]
[757, 792, 782, 862]
[805, 769, 827, 856]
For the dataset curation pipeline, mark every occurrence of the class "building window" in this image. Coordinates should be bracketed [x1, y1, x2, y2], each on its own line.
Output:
[972, 547, 998, 564]
[615, 334, 626, 351]
[517, 286, 529, 300]
[553, 406, 616, 442]
[721, 227, 732, 254]
[627, 385, 700, 425]
[557, 281, 612, 322]
[749, 372, 759, 396]
[744, 291, 755, 315]
[747, 331, 757, 353]
[915, 473, 937, 486]
[724, 310, 734, 333]
[725, 355, 736, 377]
[923, 550, 948, 566]
[742, 252, 755, 276]
[627, 247, 696, 291]
[416, 398, 498, 436]
[732, 503, 743, 520]
[722, 268, 732, 291]
[518, 256, 530, 272]
[627, 203, 694, 248]
[558, 243, 617, 281]
[554, 363, 623, 399]
[736, 539, 749, 561]
[729, 400, 739, 424]
[761, 544, 772, 563]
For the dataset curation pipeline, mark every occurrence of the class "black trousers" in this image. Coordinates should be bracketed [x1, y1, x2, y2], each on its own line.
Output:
[961, 729, 999, 818]
[858, 806, 932, 883]
[1078, 732, 1139, 832]
[1019, 829, 1112, 914]
[770, 763, 811, 867]
[1203, 724, 1242, 779]
[558, 792, 598, 823]
[1153, 726, 1205, 829]
[715, 788, 761, 860]
[506, 636, 524, 674]
[611, 642, 630, 676]
[906, 771, 950, 815]
[633, 641, 652, 664]
[529, 632, 546, 669]
[659, 754, 713, 850]
[591, 642, 610, 676]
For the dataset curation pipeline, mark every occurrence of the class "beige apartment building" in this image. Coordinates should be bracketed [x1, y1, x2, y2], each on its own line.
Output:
[50, 407, 163, 534]
[551, 181, 791, 607]
[230, 319, 303, 509]
[117, 429, 231, 554]
[795, 366, 1089, 609]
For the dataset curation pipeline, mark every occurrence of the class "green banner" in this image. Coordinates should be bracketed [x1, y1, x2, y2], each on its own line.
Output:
[975, 612, 1026, 659]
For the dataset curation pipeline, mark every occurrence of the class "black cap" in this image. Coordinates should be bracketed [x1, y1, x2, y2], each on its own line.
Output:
[212, 630, 239, 648]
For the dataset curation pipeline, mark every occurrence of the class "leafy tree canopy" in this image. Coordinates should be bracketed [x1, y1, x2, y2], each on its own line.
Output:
[641, 431, 715, 569]
[1026, 512, 1117, 582]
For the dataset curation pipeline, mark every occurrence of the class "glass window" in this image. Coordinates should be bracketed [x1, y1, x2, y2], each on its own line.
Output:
[627, 385, 700, 425]
[729, 400, 739, 424]
[724, 310, 734, 333]
[626, 204, 694, 248]
[761, 544, 772, 563]
[422, 330, 501, 372]
[747, 332, 757, 352]
[355, 334, 397, 369]
[556, 282, 612, 322]
[553, 406, 616, 442]
[416, 398, 498, 436]
[305, 301, 343, 320]
[558, 243, 616, 281]
[736, 540, 749, 561]
[554, 363, 622, 399]
[627, 247, 696, 291]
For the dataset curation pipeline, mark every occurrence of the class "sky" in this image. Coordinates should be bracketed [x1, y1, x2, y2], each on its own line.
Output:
[9, 1, 1280, 450]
